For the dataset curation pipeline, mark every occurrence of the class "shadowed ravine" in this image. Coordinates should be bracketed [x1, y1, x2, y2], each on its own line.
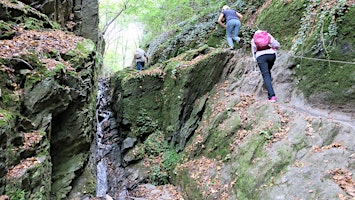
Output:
[96, 78, 128, 199]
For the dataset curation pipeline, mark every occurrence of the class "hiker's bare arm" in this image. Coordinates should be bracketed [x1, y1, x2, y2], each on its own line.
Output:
[217, 13, 226, 28]
[236, 12, 243, 22]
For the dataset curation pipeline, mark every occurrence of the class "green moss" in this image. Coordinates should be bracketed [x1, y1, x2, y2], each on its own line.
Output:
[144, 131, 169, 156]
[295, 61, 354, 104]
[78, 167, 97, 196]
[0, 109, 16, 128]
[230, 133, 293, 199]
[0, 20, 16, 39]
[25, 63, 63, 87]
[5, 187, 26, 200]
[206, 26, 225, 48]
[149, 165, 169, 185]
[232, 134, 265, 199]
[162, 149, 181, 172]
[0, 90, 21, 111]
[202, 111, 239, 159]
[294, 6, 355, 105]
[64, 39, 95, 65]
[173, 169, 204, 199]
[256, 0, 306, 49]
[24, 17, 43, 30]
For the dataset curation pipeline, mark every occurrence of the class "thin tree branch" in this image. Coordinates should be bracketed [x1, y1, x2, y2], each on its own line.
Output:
[102, 1, 128, 36]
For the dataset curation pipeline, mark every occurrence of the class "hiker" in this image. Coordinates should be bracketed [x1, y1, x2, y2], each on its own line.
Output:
[217, 5, 243, 50]
[251, 30, 280, 102]
[134, 48, 149, 71]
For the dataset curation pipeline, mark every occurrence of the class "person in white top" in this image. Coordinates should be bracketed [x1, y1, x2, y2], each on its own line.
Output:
[134, 48, 149, 71]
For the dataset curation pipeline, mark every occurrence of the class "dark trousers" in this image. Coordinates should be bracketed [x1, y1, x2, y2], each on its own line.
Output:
[256, 54, 276, 99]
[136, 62, 145, 70]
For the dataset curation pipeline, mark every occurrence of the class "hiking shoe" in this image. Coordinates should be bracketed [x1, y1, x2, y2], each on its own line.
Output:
[230, 47, 235, 50]
[238, 38, 244, 45]
[269, 96, 277, 102]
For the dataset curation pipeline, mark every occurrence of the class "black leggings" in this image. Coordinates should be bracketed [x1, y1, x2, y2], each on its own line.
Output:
[256, 54, 276, 99]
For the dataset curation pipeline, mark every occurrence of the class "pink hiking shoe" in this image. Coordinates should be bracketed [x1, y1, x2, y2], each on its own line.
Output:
[269, 96, 277, 103]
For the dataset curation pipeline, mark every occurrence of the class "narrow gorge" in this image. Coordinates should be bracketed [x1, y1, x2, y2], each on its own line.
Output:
[0, 0, 354, 200]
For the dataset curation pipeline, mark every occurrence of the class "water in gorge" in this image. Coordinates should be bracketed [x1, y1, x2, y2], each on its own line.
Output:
[95, 77, 128, 199]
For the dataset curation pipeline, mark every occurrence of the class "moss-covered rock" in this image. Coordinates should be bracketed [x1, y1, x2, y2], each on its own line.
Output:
[294, 4, 355, 106]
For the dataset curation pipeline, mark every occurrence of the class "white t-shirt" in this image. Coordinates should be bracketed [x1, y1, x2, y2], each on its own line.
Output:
[135, 48, 147, 62]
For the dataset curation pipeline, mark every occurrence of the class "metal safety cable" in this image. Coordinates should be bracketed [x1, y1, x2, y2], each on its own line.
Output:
[291, 55, 355, 65]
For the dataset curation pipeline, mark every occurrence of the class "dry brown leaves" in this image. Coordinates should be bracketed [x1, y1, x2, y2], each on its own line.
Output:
[329, 168, 355, 197]
[269, 104, 290, 143]
[185, 81, 234, 155]
[311, 142, 346, 153]
[180, 54, 209, 69]
[5, 157, 40, 179]
[176, 156, 229, 200]
[0, 28, 84, 58]
[305, 116, 316, 136]
[230, 129, 248, 148]
[0, 27, 85, 70]
[0, 0, 27, 10]
[138, 67, 165, 77]
[129, 184, 184, 200]
[231, 94, 256, 128]
[292, 160, 305, 168]
[22, 131, 43, 149]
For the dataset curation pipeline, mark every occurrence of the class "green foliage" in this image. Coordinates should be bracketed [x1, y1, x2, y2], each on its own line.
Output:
[134, 109, 160, 139]
[256, 0, 306, 49]
[5, 186, 26, 200]
[65, 39, 95, 65]
[294, 5, 355, 105]
[149, 165, 169, 185]
[125, 0, 222, 42]
[144, 131, 168, 156]
[295, 61, 354, 104]
[103, 50, 123, 74]
[0, 20, 15, 39]
[146, 139, 180, 186]
[162, 149, 181, 172]
[259, 129, 272, 140]
[0, 109, 16, 128]
[24, 17, 43, 30]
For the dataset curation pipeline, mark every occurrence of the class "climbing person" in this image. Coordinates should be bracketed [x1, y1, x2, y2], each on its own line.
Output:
[217, 5, 244, 50]
[251, 30, 280, 102]
[134, 48, 149, 71]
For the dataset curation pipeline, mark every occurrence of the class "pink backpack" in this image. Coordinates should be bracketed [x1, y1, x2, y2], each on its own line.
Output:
[253, 31, 271, 51]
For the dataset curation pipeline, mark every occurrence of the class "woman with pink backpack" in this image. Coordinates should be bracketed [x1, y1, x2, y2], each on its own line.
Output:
[251, 30, 280, 102]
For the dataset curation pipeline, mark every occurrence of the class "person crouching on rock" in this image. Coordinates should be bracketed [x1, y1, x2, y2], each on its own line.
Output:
[134, 48, 149, 71]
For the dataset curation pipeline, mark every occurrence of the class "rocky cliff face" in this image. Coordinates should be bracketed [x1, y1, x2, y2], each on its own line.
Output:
[3, 0, 99, 43]
[110, 0, 355, 199]
[0, 0, 99, 199]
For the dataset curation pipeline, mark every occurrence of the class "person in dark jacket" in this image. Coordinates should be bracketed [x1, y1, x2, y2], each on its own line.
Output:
[217, 5, 243, 50]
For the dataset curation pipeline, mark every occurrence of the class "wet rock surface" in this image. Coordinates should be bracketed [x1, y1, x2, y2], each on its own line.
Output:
[94, 77, 184, 200]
